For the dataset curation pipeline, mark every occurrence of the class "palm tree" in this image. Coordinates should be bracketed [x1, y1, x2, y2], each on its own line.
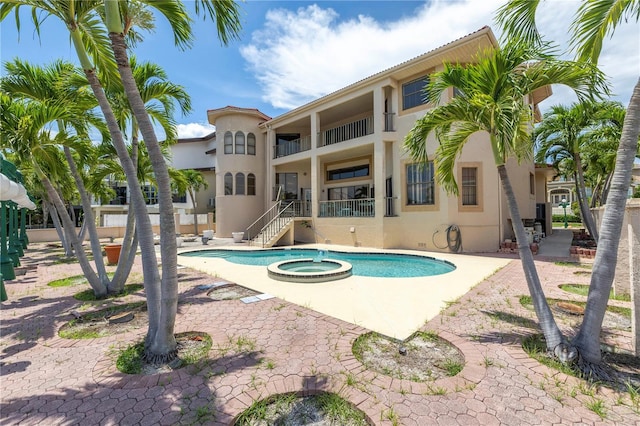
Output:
[1, 59, 134, 296]
[1, 0, 242, 364]
[404, 40, 606, 363]
[172, 169, 208, 235]
[581, 102, 628, 207]
[498, 0, 640, 376]
[533, 102, 599, 241]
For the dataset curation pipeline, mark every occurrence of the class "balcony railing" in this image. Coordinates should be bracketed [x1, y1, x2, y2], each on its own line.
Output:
[319, 116, 373, 147]
[273, 135, 312, 159]
[318, 198, 375, 217]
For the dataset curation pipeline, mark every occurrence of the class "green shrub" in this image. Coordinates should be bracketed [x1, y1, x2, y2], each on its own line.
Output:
[552, 214, 581, 223]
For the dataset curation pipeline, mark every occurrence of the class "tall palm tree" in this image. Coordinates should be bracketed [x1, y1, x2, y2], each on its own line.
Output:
[1, 59, 132, 296]
[404, 40, 606, 363]
[533, 102, 599, 241]
[498, 0, 640, 376]
[1, 0, 242, 364]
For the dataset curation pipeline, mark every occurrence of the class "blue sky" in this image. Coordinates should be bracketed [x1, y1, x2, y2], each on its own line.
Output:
[2, 1, 638, 138]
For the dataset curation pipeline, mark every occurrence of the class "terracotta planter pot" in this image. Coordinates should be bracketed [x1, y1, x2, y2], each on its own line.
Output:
[570, 246, 578, 254]
[104, 244, 122, 265]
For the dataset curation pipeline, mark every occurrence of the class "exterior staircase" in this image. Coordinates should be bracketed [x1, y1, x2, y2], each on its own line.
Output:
[246, 201, 296, 248]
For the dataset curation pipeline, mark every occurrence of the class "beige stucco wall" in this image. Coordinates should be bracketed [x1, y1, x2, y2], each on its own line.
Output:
[593, 199, 640, 297]
[214, 113, 267, 237]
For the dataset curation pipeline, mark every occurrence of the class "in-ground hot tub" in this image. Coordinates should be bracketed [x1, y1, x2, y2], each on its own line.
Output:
[267, 258, 352, 283]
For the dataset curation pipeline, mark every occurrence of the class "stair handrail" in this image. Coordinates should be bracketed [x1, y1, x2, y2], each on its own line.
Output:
[246, 200, 282, 243]
[257, 202, 295, 247]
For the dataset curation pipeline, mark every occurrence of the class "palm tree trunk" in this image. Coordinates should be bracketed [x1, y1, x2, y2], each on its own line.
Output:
[82, 68, 162, 348]
[574, 156, 599, 242]
[41, 175, 106, 297]
[68, 23, 163, 346]
[497, 165, 571, 360]
[48, 201, 71, 256]
[573, 77, 640, 366]
[109, 31, 178, 362]
[63, 146, 110, 289]
[601, 172, 614, 205]
[109, 141, 140, 294]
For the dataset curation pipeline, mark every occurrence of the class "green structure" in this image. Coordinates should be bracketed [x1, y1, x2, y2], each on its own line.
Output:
[0, 156, 36, 301]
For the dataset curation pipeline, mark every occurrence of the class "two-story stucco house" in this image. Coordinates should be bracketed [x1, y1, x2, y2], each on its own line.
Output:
[171, 26, 553, 252]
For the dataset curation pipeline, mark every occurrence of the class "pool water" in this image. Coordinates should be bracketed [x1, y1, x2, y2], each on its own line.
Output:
[182, 248, 455, 278]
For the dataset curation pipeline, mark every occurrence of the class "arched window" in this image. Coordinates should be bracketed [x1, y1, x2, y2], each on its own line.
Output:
[224, 172, 233, 195]
[224, 131, 233, 154]
[247, 173, 256, 196]
[235, 131, 245, 154]
[247, 133, 256, 155]
[235, 173, 245, 195]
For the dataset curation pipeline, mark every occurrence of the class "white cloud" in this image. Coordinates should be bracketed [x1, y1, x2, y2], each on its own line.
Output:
[240, 0, 638, 111]
[176, 122, 216, 139]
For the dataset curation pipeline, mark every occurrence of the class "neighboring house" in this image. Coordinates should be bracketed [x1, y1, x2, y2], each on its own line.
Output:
[198, 26, 553, 252]
[170, 132, 217, 213]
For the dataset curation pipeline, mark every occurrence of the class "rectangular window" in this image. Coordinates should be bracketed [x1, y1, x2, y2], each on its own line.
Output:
[402, 75, 429, 110]
[172, 192, 187, 203]
[275, 173, 298, 200]
[461, 167, 478, 206]
[530, 173, 535, 195]
[143, 185, 158, 205]
[406, 162, 435, 205]
[326, 164, 370, 181]
[327, 185, 370, 200]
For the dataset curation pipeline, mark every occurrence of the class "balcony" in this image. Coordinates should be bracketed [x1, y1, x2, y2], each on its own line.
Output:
[318, 198, 375, 218]
[273, 135, 312, 159]
[318, 116, 373, 148]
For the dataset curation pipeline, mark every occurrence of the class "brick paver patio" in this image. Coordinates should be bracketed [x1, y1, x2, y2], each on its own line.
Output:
[1, 242, 638, 425]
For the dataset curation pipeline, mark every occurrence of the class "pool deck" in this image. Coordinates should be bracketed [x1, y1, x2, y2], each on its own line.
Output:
[177, 244, 511, 339]
[1, 233, 637, 425]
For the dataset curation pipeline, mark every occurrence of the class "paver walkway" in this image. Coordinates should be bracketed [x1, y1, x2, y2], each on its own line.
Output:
[1, 242, 638, 425]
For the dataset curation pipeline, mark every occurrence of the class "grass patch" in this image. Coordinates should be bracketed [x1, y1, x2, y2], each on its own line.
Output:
[58, 302, 146, 339]
[522, 334, 578, 377]
[49, 272, 115, 288]
[519, 295, 630, 319]
[73, 284, 144, 301]
[559, 284, 630, 302]
[554, 261, 592, 269]
[115, 331, 213, 374]
[235, 392, 367, 425]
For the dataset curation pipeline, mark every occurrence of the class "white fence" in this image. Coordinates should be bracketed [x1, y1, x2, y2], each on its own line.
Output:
[103, 213, 210, 227]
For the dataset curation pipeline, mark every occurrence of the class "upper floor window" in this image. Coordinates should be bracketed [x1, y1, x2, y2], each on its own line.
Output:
[236, 173, 245, 195]
[402, 75, 430, 110]
[224, 131, 233, 154]
[327, 164, 370, 181]
[235, 131, 245, 154]
[247, 133, 256, 155]
[461, 167, 478, 206]
[247, 173, 256, 195]
[328, 185, 370, 200]
[406, 162, 435, 205]
[224, 172, 233, 195]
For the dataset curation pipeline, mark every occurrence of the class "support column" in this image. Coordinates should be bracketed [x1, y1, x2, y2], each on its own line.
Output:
[0, 202, 15, 280]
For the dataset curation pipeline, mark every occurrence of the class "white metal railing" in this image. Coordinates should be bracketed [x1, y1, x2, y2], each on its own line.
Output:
[319, 116, 373, 147]
[247, 201, 296, 247]
[273, 135, 311, 158]
[318, 198, 375, 217]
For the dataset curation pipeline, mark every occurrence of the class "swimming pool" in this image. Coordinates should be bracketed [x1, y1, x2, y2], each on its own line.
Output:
[181, 248, 456, 278]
